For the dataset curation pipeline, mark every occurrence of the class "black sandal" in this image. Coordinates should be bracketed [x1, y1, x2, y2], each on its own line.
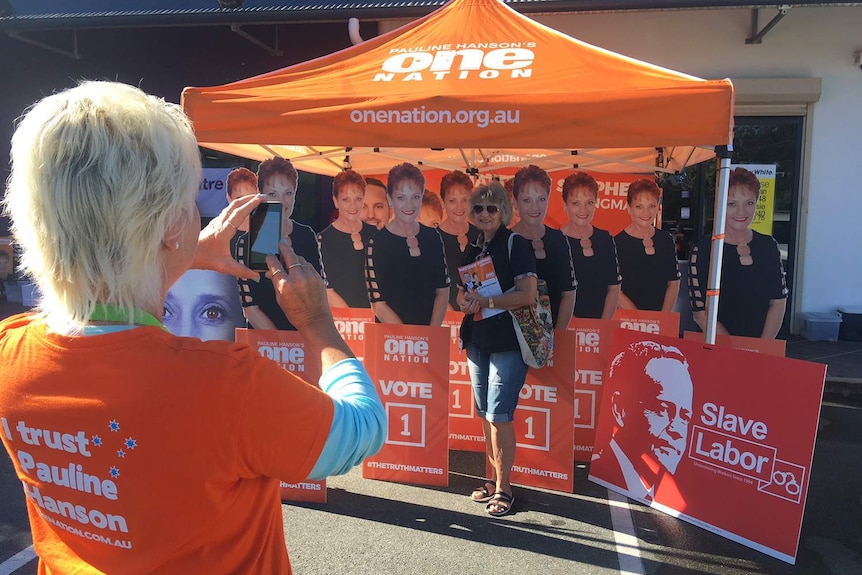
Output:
[470, 481, 496, 503]
[486, 491, 515, 517]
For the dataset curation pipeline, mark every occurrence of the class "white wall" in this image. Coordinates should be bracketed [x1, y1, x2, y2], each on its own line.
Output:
[532, 7, 862, 315]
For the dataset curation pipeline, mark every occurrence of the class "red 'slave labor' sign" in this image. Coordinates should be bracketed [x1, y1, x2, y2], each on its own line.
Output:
[589, 329, 825, 564]
[683, 331, 786, 357]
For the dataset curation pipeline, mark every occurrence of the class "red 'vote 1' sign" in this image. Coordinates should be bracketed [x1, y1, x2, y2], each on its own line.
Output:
[486, 330, 576, 493]
[567, 318, 613, 462]
[362, 323, 450, 486]
[443, 311, 485, 452]
[235, 328, 326, 503]
[330, 307, 375, 362]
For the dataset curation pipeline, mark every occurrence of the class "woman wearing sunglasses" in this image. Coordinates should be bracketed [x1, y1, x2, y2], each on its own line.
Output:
[614, 179, 680, 312]
[458, 182, 536, 517]
[510, 165, 576, 329]
[365, 163, 450, 326]
[560, 172, 622, 319]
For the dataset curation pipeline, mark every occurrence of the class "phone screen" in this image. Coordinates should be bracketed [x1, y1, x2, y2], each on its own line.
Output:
[248, 202, 283, 270]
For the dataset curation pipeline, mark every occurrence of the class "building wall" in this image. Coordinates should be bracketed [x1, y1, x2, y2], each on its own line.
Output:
[530, 7, 862, 315]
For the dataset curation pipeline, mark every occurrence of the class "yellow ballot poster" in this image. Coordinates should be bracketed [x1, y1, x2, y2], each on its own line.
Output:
[732, 164, 776, 235]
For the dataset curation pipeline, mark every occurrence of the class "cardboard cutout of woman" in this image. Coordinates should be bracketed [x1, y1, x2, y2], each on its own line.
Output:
[438, 170, 481, 310]
[243, 157, 324, 330]
[318, 170, 378, 308]
[365, 163, 450, 326]
[561, 171, 622, 319]
[688, 167, 788, 338]
[615, 179, 680, 312]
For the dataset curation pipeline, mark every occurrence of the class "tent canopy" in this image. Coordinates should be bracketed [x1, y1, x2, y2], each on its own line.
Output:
[182, 0, 734, 177]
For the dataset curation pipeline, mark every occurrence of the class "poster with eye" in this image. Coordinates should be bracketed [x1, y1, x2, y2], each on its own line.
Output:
[161, 167, 249, 342]
[589, 329, 825, 564]
[164, 269, 245, 342]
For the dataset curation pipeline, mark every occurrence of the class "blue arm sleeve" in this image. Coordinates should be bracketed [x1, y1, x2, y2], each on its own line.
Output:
[307, 358, 387, 480]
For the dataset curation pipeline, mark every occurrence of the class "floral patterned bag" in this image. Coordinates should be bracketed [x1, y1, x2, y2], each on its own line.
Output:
[507, 234, 554, 368]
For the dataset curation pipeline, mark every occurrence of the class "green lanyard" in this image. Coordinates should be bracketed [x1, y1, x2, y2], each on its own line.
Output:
[90, 303, 168, 332]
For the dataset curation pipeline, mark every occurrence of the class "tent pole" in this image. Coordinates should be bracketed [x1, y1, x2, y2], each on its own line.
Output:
[705, 146, 732, 345]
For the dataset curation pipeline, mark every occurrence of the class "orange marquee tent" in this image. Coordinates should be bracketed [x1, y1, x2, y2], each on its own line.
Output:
[181, 0, 734, 178]
[183, 0, 736, 342]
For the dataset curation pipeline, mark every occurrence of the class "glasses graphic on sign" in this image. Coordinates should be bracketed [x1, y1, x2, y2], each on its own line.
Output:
[772, 471, 801, 496]
[757, 459, 806, 504]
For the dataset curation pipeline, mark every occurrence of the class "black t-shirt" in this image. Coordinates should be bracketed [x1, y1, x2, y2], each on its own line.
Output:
[439, 224, 481, 310]
[614, 228, 680, 312]
[566, 227, 622, 319]
[460, 227, 537, 353]
[245, 222, 323, 330]
[532, 225, 576, 325]
[688, 231, 788, 338]
[318, 222, 378, 308]
[365, 225, 450, 325]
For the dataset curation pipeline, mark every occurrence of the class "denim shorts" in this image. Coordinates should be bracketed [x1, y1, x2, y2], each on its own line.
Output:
[465, 345, 529, 423]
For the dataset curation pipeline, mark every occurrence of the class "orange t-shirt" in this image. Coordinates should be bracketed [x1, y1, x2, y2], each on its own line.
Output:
[0, 313, 334, 574]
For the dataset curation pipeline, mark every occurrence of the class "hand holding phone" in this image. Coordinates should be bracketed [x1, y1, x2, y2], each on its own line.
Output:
[191, 192, 263, 280]
[248, 202, 284, 270]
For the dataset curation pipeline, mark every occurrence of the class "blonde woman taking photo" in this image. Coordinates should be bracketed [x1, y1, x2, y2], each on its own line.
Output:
[0, 82, 385, 574]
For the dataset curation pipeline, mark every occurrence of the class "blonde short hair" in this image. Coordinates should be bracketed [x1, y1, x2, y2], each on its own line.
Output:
[3, 81, 201, 331]
[468, 181, 514, 227]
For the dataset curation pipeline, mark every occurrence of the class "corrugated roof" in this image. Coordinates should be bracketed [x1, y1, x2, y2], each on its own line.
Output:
[2, 0, 859, 30]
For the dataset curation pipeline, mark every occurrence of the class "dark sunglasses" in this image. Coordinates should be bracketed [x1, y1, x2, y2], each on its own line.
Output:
[472, 204, 499, 215]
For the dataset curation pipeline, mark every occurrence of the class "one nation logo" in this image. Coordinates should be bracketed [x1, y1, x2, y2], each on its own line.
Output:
[375, 43, 537, 82]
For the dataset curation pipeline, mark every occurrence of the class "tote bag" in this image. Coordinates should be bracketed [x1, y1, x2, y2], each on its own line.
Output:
[507, 234, 554, 368]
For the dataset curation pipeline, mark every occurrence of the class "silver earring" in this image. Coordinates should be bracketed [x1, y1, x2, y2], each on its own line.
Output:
[175, 242, 180, 250]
